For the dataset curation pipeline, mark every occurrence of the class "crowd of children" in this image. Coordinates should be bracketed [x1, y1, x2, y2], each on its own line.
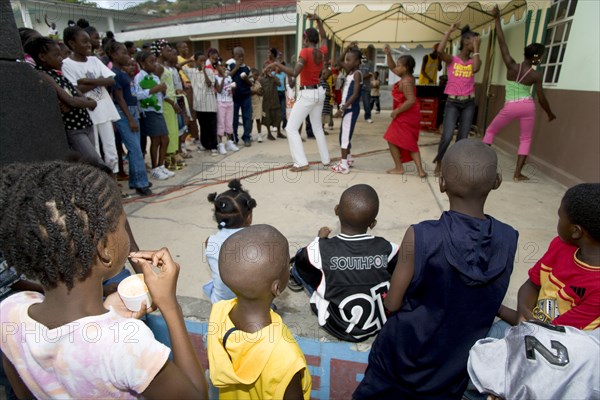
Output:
[2, 140, 598, 399]
[4, 12, 598, 400]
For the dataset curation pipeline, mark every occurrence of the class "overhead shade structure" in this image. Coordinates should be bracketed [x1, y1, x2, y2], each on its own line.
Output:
[296, 0, 551, 49]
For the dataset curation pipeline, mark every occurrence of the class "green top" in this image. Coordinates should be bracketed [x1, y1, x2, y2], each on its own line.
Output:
[505, 79, 532, 101]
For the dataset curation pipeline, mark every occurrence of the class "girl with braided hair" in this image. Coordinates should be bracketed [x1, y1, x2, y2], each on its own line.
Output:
[203, 179, 257, 303]
[0, 161, 207, 398]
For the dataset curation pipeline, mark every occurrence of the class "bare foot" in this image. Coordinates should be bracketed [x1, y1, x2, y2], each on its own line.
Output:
[386, 168, 405, 175]
[434, 162, 441, 177]
[419, 172, 428, 178]
[513, 174, 530, 181]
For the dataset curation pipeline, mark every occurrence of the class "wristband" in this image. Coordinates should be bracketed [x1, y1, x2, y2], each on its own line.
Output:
[472, 52, 480, 56]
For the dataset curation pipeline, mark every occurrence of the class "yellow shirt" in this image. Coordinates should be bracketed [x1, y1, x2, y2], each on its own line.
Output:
[418, 54, 441, 85]
[177, 55, 192, 84]
[207, 299, 312, 400]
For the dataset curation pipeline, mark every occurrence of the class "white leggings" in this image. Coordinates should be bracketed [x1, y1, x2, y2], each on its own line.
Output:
[285, 87, 330, 167]
[93, 121, 118, 173]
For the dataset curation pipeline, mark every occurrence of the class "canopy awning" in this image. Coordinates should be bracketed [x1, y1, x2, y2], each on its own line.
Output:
[297, 0, 551, 48]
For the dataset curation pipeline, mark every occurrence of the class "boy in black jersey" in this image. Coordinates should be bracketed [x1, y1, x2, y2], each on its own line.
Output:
[290, 184, 399, 342]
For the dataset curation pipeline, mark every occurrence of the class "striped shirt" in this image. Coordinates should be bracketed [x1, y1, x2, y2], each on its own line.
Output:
[183, 66, 217, 113]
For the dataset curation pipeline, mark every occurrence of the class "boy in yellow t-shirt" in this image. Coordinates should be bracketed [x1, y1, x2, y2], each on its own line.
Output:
[207, 225, 312, 400]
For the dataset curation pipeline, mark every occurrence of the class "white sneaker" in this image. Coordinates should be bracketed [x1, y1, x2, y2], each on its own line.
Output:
[197, 143, 206, 151]
[270, 126, 277, 132]
[151, 167, 169, 180]
[257, 134, 263, 143]
[347, 155, 355, 167]
[226, 140, 239, 152]
[211, 149, 218, 157]
[375, 111, 380, 114]
[218, 143, 227, 155]
[367, 119, 373, 124]
[160, 165, 175, 177]
[331, 160, 350, 175]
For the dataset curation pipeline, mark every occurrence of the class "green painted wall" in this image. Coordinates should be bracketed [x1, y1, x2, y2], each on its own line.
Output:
[551, 0, 600, 92]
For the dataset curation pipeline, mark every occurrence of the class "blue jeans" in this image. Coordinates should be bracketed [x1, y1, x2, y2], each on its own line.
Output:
[278, 91, 287, 128]
[362, 89, 372, 120]
[114, 107, 150, 189]
[291, 263, 314, 296]
[434, 98, 476, 163]
[233, 96, 252, 143]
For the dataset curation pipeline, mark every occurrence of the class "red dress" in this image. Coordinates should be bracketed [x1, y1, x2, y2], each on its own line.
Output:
[383, 80, 421, 163]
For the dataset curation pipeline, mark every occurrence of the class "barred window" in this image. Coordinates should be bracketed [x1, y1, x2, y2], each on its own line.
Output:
[540, 0, 577, 84]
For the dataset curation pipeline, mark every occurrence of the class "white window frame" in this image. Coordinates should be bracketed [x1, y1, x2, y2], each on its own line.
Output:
[540, 0, 578, 85]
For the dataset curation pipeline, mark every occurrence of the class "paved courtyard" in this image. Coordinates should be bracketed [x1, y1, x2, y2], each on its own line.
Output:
[123, 110, 567, 341]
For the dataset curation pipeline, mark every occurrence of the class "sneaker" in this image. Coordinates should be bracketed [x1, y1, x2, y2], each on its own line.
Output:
[375, 110, 380, 114]
[257, 134, 263, 143]
[151, 167, 169, 180]
[226, 140, 240, 152]
[243, 140, 252, 147]
[347, 155, 355, 168]
[331, 160, 350, 174]
[197, 143, 206, 152]
[135, 186, 153, 196]
[367, 119, 373, 124]
[211, 149, 218, 157]
[160, 165, 175, 178]
[270, 126, 277, 132]
[218, 143, 227, 155]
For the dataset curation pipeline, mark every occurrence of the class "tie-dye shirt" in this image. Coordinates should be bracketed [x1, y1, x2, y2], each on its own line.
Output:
[0, 291, 170, 399]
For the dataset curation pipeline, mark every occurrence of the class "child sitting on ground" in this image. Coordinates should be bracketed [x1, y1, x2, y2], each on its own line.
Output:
[498, 183, 600, 330]
[207, 225, 312, 399]
[289, 184, 399, 342]
[0, 161, 206, 398]
[353, 140, 519, 399]
[203, 180, 257, 303]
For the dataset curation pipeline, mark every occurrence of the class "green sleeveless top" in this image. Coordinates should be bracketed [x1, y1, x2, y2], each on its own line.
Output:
[505, 64, 533, 101]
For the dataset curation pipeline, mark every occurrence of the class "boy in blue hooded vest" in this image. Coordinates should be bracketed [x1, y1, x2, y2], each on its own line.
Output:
[354, 139, 518, 399]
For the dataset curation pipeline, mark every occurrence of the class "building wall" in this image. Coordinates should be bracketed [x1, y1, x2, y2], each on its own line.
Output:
[12, 0, 142, 39]
[472, 1, 600, 185]
[550, 0, 600, 92]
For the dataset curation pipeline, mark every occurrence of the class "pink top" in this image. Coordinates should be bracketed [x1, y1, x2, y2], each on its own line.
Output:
[445, 56, 475, 97]
[0, 292, 171, 399]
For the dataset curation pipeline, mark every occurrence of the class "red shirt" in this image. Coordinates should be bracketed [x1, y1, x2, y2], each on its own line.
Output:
[298, 45, 327, 86]
[528, 236, 600, 330]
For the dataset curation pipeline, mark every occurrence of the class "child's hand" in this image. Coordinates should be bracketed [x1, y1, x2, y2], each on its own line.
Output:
[473, 36, 481, 51]
[318, 227, 331, 238]
[156, 83, 167, 92]
[548, 112, 556, 122]
[383, 44, 392, 56]
[391, 109, 401, 119]
[103, 292, 156, 319]
[129, 248, 180, 311]
[128, 118, 139, 132]
[86, 98, 97, 110]
[448, 22, 460, 32]
[492, 5, 500, 19]
[173, 103, 182, 114]
[334, 109, 342, 118]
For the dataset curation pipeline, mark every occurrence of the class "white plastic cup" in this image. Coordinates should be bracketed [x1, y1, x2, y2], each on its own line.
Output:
[240, 72, 247, 78]
[117, 274, 152, 312]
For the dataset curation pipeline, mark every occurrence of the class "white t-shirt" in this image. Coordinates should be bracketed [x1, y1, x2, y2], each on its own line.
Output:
[0, 291, 171, 399]
[62, 56, 120, 125]
[215, 75, 233, 103]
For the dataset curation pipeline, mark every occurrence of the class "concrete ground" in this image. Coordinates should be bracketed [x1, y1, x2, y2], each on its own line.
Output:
[123, 110, 566, 343]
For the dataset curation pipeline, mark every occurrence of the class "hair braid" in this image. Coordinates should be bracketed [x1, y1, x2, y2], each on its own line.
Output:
[0, 162, 122, 290]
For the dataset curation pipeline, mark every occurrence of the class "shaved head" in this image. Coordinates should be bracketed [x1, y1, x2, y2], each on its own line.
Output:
[441, 139, 499, 198]
[337, 184, 379, 230]
[219, 224, 289, 300]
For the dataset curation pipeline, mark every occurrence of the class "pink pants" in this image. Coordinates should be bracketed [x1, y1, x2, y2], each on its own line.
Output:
[216, 101, 233, 136]
[483, 99, 536, 155]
